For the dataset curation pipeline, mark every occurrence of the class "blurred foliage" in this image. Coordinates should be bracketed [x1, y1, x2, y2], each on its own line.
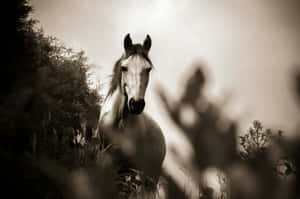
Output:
[158, 64, 298, 199]
[158, 66, 237, 170]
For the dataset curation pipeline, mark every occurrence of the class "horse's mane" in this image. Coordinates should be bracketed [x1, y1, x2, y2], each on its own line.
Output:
[107, 44, 152, 97]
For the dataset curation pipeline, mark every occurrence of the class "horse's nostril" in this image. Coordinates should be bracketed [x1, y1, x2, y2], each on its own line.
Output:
[136, 99, 145, 109]
[129, 98, 135, 108]
[129, 98, 145, 114]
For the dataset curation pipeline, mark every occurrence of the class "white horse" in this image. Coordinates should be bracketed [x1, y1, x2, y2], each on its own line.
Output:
[96, 34, 166, 194]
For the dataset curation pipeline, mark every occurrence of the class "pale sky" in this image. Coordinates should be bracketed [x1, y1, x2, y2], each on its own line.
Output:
[30, 0, 300, 195]
[31, 0, 300, 134]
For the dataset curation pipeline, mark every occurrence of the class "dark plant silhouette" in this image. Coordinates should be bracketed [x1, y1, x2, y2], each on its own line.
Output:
[239, 120, 274, 160]
[1, 1, 104, 198]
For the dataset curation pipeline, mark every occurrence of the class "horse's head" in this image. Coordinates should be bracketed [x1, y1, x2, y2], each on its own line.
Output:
[119, 34, 153, 114]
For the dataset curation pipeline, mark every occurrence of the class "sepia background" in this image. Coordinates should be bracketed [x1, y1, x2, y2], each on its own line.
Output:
[2, 0, 300, 198]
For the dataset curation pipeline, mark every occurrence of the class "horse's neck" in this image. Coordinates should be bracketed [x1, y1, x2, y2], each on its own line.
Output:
[100, 87, 127, 127]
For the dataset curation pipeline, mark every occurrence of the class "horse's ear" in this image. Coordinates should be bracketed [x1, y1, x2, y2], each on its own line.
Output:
[143, 34, 151, 52]
[124, 33, 132, 51]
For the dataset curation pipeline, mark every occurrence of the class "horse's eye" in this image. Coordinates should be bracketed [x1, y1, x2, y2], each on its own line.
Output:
[121, 66, 128, 72]
[146, 68, 152, 73]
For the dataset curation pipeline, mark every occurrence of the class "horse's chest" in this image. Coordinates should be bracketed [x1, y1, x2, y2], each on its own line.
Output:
[112, 116, 165, 174]
[122, 121, 157, 158]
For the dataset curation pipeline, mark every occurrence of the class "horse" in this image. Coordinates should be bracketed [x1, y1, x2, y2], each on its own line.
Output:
[96, 34, 166, 197]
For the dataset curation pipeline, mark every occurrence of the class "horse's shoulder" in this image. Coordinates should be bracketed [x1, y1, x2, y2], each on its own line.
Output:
[142, 113, 162, 132]
[141, 113, 166, 156]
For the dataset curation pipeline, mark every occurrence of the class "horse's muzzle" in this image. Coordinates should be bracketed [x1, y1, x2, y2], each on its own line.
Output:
[129, 98, 145, 114]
